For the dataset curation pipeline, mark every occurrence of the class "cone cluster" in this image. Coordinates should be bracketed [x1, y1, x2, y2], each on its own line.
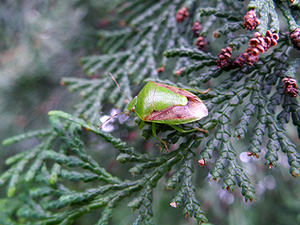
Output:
[176, 7, 189, 22]
[192, 21, 202, 37]
[232, 31, 278, 67]
[194, 37, 207, 51]
[243, 9, 260, 31]
[217, 47, 232, 68]
[290, 28, 300, 50]
[282, 77, 298, 97]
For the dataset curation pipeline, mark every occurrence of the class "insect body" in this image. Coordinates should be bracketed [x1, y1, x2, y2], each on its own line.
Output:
[126, 81, 208, 151]
[127, 81, 208, 125]
[101, 74, 209, 152]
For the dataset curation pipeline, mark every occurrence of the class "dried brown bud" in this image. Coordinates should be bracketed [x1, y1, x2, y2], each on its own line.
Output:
[231, 53, 248, 68]
[198, 159, 205, 167]
[282, 77, 298, 97]
[157, 66, 164, 73]
[170, 202, 177, 208]
[119, 20, 126, 26]
[254, 31, 261, 38]
[249, 38, 260, 47]
[247, 54, 259, 65]
[265, 30, 278, 48]
[213, 31, 220, 38]
[243, 9, 260, 31]
[248, 47, 260, 55]
[256, 45, 265, 53]
[176, 7, 189, 22]
[99, 19, 109, 28]
[192, 21, 202, 37]
[266, 30, 272, 37]
[247, 151, 259, 158]
[176, 69, 183, 76]
[265, 37, 272, 48]
[194, 36, 207, 51]
[290, 29, 299, 38]
[292, 171, 300, 178]
[271, 38, 278, 47]
[268, 163, 273, 169]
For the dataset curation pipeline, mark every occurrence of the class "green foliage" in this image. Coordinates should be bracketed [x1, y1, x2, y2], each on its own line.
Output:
[2, 0, 300, 224]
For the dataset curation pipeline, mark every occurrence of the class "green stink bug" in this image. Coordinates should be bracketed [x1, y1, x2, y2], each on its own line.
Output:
[101, 74, 209, 152]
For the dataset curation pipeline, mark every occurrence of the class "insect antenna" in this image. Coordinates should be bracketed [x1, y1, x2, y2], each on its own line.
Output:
[98, 111, 127, 129]
[99, 73, 132, 130]
[109, 73, 131, 101]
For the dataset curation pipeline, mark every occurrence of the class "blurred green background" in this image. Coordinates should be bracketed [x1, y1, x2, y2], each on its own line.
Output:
[1, 1, 300, 224]
[0, 1, 117, 222]
[0, 0, 114, 171]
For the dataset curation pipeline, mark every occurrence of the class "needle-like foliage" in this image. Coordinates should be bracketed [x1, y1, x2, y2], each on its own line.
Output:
[2, 0, 300, 224]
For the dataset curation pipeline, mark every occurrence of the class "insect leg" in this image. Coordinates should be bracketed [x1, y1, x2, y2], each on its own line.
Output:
[152, 123, 169, 152]
[169, 124, 207, 134]
[183, 88, 210, 94]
